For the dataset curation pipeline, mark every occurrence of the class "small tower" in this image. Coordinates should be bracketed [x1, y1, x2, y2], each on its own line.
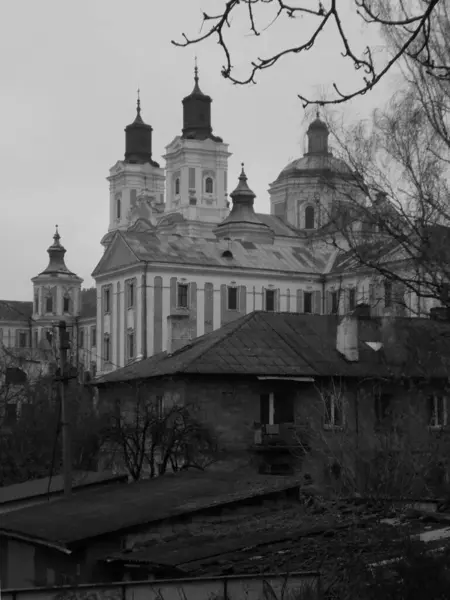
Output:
[104, 93, 165, 244]
[31, 227, 83, 344]
[305, 112, 330, 156]
[215, 165, 274, 244]
[164, 62, 231, 226]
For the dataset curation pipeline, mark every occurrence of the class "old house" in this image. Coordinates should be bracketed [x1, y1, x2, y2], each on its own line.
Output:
[93, 309, 450, 490]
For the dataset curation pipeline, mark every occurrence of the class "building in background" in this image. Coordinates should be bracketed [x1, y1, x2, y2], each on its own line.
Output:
[0, 69, 442, 379]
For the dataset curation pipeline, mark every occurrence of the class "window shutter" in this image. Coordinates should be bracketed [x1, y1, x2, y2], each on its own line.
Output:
[313, 290, 321, 314]
[260, 394, 270, 425]
[296, 290, 304, 313]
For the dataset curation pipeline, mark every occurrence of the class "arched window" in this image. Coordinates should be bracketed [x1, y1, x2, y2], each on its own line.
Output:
[45, 294, 53, 314]
[305, 205, 315, 230]
[116, 198, 121, 220]
[205, 177, 213, 194]
[175, 178, 180, 195]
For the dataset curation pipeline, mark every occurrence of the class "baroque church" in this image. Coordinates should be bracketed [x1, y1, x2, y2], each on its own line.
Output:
[0, 68, 429, 379]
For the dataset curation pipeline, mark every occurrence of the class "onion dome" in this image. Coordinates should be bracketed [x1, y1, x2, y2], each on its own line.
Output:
[38, 226, 79, 278]
[124, 92, 159, 167]
[215, 165, 274, 244]
[182, 62, 222, 142]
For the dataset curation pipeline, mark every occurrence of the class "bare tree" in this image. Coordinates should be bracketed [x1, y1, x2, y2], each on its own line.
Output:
[104, 388, 219, 481]
[172, 0, 445, 106]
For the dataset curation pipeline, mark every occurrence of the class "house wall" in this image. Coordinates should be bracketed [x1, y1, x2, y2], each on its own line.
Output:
[98, 374, 450, 494]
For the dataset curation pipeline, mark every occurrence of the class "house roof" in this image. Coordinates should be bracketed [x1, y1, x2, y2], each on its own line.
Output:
[0, 471, 127, 507]
[93, 311, 450, 385]
[0, 470, 300, 547]
[0, 300, 32, 322]
[94, 230, 329, 277]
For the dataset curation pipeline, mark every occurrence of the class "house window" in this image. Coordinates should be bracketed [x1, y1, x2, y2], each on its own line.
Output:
[34, 330, 38, 348]
[79, 328, 85, 349]
[104, 334, 111, 362]
[305, 206, 315, 230]
[374, 392, 392, 424]
[46, 294, 53, 313]
[18, 331, 27, 348]
[156, 395, 164, 419]
[175, 178, 180, 195]
[384, 280, 392, 308]
[227, 286, 238, 311]
[127, 331, 135, 360]
[91, 327, 97, 348]
[323, 392, 344, 428]
[104, 287, 111, 313]
[116, 198, 121, 220]
[428, 395, 447, 428]
[205, 177, 213, 194]
[348, 288, 356, 311]
[331, 291, 339, 314]
[127, 280, 135, 309]
[260, 392, 294, 425]
[177, 283, 189, 309]
[265, 289, 276, 312]
[63, 295, 70, 313]
[304, 292, 313, 314]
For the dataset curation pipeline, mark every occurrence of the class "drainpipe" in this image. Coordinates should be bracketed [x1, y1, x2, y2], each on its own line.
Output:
[142, 262, 149, 359]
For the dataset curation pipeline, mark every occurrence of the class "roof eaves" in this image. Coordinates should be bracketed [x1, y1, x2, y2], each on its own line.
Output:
[0, 528, 71, 555]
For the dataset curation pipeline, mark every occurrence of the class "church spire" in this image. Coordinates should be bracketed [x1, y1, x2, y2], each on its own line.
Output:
[124, 92, 159, 166]
[182, 59, 217, 141]
[39, 226, 75, 276]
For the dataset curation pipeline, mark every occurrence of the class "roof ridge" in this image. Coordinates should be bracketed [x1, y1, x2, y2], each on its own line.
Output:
[179, 312, 259, 373]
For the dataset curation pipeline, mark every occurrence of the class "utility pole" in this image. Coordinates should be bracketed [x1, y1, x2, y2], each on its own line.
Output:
[58, 320, 72, 497]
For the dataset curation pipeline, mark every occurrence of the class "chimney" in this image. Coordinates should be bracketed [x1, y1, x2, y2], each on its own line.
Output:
[166, 314, 191, 354]
[336, 315, 358, 362]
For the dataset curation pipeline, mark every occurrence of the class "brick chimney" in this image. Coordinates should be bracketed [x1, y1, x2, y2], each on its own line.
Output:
[166, 314, 191, 354]
[336, 315, 358, 362]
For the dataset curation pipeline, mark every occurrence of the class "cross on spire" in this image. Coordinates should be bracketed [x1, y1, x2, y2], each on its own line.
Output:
[194, 56, 198, 83]
[137, 88, 141, 115]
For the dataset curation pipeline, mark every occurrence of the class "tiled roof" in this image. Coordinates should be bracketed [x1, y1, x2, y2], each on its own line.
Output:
[255, 213, 303, 237]
[330, 237, 401, 273]
[120, 231, 328, 274]
[0, 470, 300, 547]
[0, 300, 32, 322]
[94, 311, 450, 385]
[0, 471, 127, 506]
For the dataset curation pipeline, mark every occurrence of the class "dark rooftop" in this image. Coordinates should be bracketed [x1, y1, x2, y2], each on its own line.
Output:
[0, 470, 300, 547]
[94, 311, 450, 385]
[0, 471, 127, 507]
[0, 300, 32, 322]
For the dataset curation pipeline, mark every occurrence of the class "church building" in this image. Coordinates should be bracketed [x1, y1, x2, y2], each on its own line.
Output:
[0, 68, 433, 380]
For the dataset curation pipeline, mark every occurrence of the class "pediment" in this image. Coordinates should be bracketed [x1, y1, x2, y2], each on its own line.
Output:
[92, 233, 140, 278]
[128, 218, 155, 233]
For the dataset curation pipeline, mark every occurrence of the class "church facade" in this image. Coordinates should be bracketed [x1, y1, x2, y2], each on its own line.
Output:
[0, 69, 435, 380]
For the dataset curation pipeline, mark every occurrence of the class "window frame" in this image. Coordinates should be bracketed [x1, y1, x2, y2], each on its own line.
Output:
[63, 295, 70, 314]
[175, 177, 180, 196]
[323, 391, 344, 430]
[156, 395, 164, 420]
[205, 176, 214, 194]
[18, 331, 27, 349]
[384, 280, 393, 308]
[127, 330, 135, 361]
[304, 291, 313, 314]
[227, 286, 239, 311]
[103, 334, 111, 362]
[260, 391, 295, 426]
[34, 293, 39, 314]
[348, 288, 356, 311]
[177, 283, 189, 309]
[304, 205, 315, 230]
[91, 326, 97, 348]
[265, 289, 276, 312]
[116, 197, 121, 220]
[103, 286, 111, 314]
[331, 290, 339, 315]
[428, 394, 448, 429]
[79, 328, 85, 349]
[126, 280, 135, 309]
[45, 294, 53, 314]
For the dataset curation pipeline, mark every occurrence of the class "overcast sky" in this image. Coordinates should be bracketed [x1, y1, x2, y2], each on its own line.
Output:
[0, 1, 397, 300]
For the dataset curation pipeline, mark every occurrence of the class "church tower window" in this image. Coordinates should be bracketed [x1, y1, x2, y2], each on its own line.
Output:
[46, 294, 53, 313]
[175, 178, 180, 195]
[116, 198, 121, 220]
[63, 294, 71, 313]
[205, 177, 214, 194]
[305, 206, 315, 230]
